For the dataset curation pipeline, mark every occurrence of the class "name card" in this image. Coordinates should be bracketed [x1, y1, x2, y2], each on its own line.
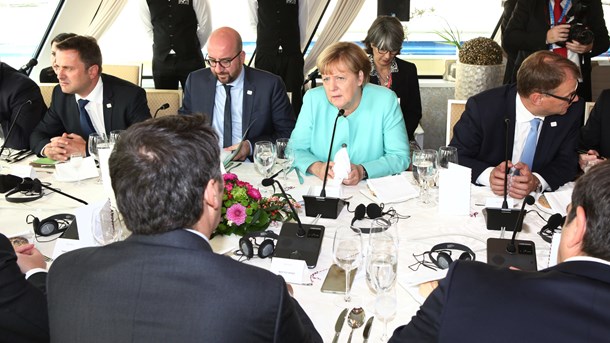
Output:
[270, 257, 309, 285]
[10, 164, 36, 179]
[438, 162, 471, 216]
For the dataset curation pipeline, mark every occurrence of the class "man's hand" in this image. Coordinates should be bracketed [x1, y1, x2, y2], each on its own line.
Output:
[308, 161, 334, 180]
[579, 149, 604, 171]
[226, 140, 251, 161]
[489, 161, 514, 196]
[565, 40, 594, 54]
[547, 24, 570, 44]
[43, 133, 87, 161]
[15, 244, 46, 274]
[342, 163, 365, 186]
[508, 162, 538, 199]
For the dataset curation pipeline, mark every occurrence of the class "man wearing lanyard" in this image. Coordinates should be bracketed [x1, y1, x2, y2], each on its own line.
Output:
[503, 0, 609, 101]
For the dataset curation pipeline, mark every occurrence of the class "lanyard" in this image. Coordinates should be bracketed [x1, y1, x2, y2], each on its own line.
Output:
[549, 0, 571, 27]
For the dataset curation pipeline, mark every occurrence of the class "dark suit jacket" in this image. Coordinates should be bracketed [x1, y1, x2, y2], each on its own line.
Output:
[179, 65, 296, 147]
[450, 84, 581, 190]
[0, 62, 47, 149]
[369, 57, 422, 140]
[502, 0, 609, 100]
[0, 234, 49, 343]
[47, 229, 322, 343]
[579, 89, 610, 157]
[390, 260, 610, 342]
[29, 74, 151, 154]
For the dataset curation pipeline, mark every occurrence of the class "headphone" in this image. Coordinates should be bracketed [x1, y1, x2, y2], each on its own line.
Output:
[5, 177, 43, 203]
[350, 203, 393, 234]
[26, 214, 75, 236]
[238, 230, 279, 259]
[428, 243, 475, 270]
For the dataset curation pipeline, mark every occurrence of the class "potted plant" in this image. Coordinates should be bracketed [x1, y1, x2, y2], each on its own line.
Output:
[454, 37, 505, 100]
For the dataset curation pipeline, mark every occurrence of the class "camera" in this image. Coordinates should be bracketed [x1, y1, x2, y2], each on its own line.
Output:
[557, 0, 594, 46]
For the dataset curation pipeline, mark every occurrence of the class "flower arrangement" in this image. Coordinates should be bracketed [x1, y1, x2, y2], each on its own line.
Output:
[215, 173, 301, 237]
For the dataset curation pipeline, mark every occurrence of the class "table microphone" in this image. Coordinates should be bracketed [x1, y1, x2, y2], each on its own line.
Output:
[0, 99, 31, 159]
[262, 174, 325, 268]
[153, 103, 170, 118]
[18, 58, 37, 74]
[483, 117, 525, 231]
[302, 109, 347, 219]
[487, 195, 537, 271]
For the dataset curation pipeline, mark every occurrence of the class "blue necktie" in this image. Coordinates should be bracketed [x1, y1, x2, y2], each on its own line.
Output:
[519, 118, 542, 168]
[78, 99, 95, 137]
[223, 84, 233, 148]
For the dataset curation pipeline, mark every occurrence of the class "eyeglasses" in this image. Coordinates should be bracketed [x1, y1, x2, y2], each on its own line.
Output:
[373, 46, 399, 56]
[205, 52, 241, 68]
[544, 91, 578, 104]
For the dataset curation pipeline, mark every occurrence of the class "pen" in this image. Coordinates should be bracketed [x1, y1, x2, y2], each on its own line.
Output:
[576, 150, 605, 160]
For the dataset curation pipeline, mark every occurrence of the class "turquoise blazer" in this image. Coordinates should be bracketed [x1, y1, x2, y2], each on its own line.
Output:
[291, 83, 410, 178]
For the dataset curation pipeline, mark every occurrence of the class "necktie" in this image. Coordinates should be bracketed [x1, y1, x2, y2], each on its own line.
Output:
[520, 118, 542, 169]
[78, 99, 95, 137]
[553, 0, 568, 57]
[223, 84, 233, 148]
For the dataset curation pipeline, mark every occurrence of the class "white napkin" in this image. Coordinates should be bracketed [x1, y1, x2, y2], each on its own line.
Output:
[366, 173, 419, 203]
[331, 146, 351, 186]
[54, 157, 98, 182]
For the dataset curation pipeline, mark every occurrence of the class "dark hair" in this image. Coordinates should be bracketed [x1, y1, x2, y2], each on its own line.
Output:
[363, 16, 405, 55]
[109, 115, 221, 235]
[55, 35, 103, 72]
[566, 161, 610, 260]
[317, 42, 371, 84]
[516, 50, 581, 97]
[51, 32, 77, 45]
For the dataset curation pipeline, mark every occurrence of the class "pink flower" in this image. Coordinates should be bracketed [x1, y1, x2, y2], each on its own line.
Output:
[247, 187, 262, 200]
[225, 183, 233, 192]
[223, 173, 237, 181]
[226, 203, 247, 226]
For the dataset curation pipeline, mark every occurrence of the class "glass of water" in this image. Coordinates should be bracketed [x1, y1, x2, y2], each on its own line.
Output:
[276, 138, 294, 180]
[412, 149, 438, 205]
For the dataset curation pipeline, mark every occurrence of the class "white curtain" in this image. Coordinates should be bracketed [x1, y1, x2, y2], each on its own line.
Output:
[303, 0, 366, 73]
[86, 0, 129, 39]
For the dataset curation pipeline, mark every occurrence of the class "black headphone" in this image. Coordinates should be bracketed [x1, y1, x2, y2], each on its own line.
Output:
[238, 230, 279, 259]
[428, 243, 476, 269]
[26, 214, 75, 236]
[350, 203, 390, 233]
[5, 177, 43, 203]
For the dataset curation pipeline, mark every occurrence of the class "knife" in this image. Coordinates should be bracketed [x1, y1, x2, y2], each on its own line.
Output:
[362, 316, 374, 343]
[331, 308, 348, 343]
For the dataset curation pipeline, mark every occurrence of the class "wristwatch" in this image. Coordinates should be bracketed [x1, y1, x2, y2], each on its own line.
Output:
[361, 165, 368, 180]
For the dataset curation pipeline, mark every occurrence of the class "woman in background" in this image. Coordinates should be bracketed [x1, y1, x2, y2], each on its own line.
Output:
[290, 42, 409, 185]
[364, 15, 422, 141]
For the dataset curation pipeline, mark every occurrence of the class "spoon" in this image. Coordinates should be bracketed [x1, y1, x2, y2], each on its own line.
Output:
[346, 307, 366, 343]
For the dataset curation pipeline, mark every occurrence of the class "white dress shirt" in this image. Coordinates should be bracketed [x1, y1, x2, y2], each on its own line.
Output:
[76, 77, 106, 136]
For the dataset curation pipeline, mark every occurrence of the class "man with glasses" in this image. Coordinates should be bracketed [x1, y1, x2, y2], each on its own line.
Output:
[450, 50, 582, 198]
[179, 26, 295, 161]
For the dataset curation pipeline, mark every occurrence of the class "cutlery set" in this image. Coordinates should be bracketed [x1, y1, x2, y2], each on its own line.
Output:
[2, 149, 34, 164]
[332, 307, 374, 343]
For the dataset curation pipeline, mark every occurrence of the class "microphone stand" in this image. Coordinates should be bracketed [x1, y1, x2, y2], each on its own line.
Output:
[263, 176, 325, 268]
[320, 109, 344, 197]
[0, 100, 31, 159]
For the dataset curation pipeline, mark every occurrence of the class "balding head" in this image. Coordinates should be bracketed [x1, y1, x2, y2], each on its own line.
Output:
[206, 27, 245, 84]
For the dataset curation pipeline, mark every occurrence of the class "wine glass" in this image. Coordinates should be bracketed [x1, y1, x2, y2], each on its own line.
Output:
[88, 133, 107, 183]
[276, 138, 294, 180]
[366, 219, 398, 295]
[70, 152, 84, 185]
[254, 141, 276, 194]
[375, 288, 397, 342]
[412, 149, 438, 205]
[93, 207, 123, 245]
[332, 226, 363, 306]
[437, 146, 459, 169]
[109, 130, 124, 145]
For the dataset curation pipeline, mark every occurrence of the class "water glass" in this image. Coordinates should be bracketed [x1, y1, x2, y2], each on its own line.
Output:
[366, 219, 398, 295]
[437, 146, 458, 169]
[375, 288, 397, 342]
[253, 141, 276, 178]
[93, 208, 123, 245]
[88, 133, 107, 162]
[109, 130, 124, 145]
[276, 138, 294, 180]
[412, 149, 438, 205]
[333, 226, 363, 306]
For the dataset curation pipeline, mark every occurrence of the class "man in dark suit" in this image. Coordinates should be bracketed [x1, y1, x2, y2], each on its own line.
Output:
[30, 35, 151, 161]
[390, 160, 610, 342]
[0, 233, 48, 343]
[578, 89, 610, 171]
[502, 0, 609, 101]
[450, 51, 581, 199]
[0, 61, 47, 150]
[180, 26, 295, 161]
[47, 115, 322, 343]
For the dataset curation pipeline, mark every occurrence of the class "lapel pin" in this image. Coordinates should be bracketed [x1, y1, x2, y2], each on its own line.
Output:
[551, 121, 557, 127]
[106, 103, 112, 108]
[247, 90, 253, 95]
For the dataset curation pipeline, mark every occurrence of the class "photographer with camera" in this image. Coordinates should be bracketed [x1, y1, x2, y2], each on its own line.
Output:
[503, 0, 609, 101]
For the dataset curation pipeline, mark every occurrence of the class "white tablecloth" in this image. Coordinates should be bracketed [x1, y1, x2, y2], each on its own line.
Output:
[0, 158, 557, 343]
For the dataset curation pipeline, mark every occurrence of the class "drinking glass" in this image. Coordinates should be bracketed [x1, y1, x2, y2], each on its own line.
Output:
[366, 219, 398, 295]
[88, 133, 107, 162]
[332, 226, 363, 306]
[109, 130, 124, 145]
[276, 138, 294, 180]
[412, 149, 438, 205]
[375, 288, 397, 342]
[437, 146, 459, 169]
[93, 208, 123, 245]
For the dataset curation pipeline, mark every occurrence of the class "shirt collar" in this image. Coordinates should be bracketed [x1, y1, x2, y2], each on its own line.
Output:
[368, 54, 399, 77]
[184, 228, 210, 244]
[564, 255, 610, 267]
[516, 93, 545, 124]
[76, 76, 104, 104]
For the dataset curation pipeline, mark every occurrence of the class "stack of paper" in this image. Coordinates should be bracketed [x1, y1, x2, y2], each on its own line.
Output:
[366, 173, 419, 204]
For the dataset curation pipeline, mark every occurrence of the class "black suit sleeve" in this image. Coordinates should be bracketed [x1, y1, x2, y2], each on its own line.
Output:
[27, 272, 48, 295]
[124, 86, 152, 126]
[274, 276, 322, 342]
[395, 61, 422, 140]
[579, 90, 610, 155]
[29, 85, 69, 155]
[586, 0, 610, 58]
[252, 77, 295, 146]
[503, 0, 548, 53]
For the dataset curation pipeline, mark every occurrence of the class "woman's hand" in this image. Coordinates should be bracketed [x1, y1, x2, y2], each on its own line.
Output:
[342, 164, 365, 186]
[308, 161, 334, 180]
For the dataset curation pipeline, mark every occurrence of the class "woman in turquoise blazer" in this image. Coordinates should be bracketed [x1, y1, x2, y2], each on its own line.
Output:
[290, 42, 410, 185]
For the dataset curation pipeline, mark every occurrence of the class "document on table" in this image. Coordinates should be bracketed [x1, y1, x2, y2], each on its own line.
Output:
[365, 173, 419, 203]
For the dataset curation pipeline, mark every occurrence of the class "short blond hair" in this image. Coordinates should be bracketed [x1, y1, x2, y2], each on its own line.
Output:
[316, 42, 371, 84]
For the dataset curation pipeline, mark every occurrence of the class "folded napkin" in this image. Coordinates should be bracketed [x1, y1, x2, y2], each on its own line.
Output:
[54, 157, 98, 182]
[331, 146, 351, 186]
